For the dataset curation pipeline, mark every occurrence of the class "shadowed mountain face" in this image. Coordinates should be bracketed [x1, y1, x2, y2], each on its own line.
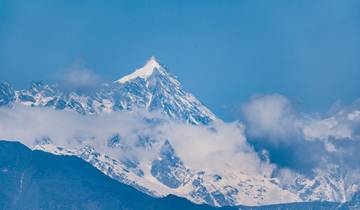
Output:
[0, 140, 235, 210]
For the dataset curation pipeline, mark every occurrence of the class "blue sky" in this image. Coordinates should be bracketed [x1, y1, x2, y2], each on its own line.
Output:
[1, 0, 360, 120]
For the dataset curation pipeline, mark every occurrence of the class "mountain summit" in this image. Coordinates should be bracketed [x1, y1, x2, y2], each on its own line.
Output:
[116, 56, 163, 83]
[114, 56, 217, 124]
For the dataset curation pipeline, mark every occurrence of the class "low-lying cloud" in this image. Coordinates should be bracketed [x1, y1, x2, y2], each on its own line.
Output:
[1, 94, 360, 184]
[0, 105, 270, 177]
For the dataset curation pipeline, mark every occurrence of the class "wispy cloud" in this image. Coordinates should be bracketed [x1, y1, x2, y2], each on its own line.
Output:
[56, 59, 102, 92]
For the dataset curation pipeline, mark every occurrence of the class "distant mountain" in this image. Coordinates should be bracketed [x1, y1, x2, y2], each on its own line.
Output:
[0, 57, 216, 125]
[0, 82, 15, 107]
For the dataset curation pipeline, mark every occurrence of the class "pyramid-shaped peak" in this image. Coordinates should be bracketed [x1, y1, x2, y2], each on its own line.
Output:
[147, 56, 161, 67]
[116, 56, 166, 84]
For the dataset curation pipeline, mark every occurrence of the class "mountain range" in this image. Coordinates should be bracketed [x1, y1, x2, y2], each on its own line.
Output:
[0, 57, 360, 209]
[0, 57, 215, 125]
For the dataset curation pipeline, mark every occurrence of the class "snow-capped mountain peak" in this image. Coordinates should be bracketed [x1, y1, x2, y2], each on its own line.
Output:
[116, 56, 165, 84]
[113, 56, 217, 125]
[0, 57, 217, 125]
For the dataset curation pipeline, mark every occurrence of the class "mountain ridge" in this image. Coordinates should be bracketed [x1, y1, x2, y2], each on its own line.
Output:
[0, 57, 216, 125]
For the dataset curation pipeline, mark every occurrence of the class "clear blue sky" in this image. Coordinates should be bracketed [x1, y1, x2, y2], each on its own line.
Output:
[1, 0, 360, 120]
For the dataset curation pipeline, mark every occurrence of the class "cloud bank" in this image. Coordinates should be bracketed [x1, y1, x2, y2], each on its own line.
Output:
[1, 94, 360, 183]
[0, 105, 270, 177]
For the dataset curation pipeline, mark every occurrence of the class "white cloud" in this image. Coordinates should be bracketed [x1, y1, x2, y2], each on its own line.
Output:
[0, 105, 270, 177]
[301, 117, 352, 141]
[2, 94, 359, 185]
[163, 121, 272, 175]
[242, 93, 359, 143]
[241, 94, 299, 142]
[56, 60, 101, 91]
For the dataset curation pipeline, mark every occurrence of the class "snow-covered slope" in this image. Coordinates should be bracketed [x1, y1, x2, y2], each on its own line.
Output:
[117, 56, 161, 83]
[33, 136, 299, 207]
[24, 134, 360, 207]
